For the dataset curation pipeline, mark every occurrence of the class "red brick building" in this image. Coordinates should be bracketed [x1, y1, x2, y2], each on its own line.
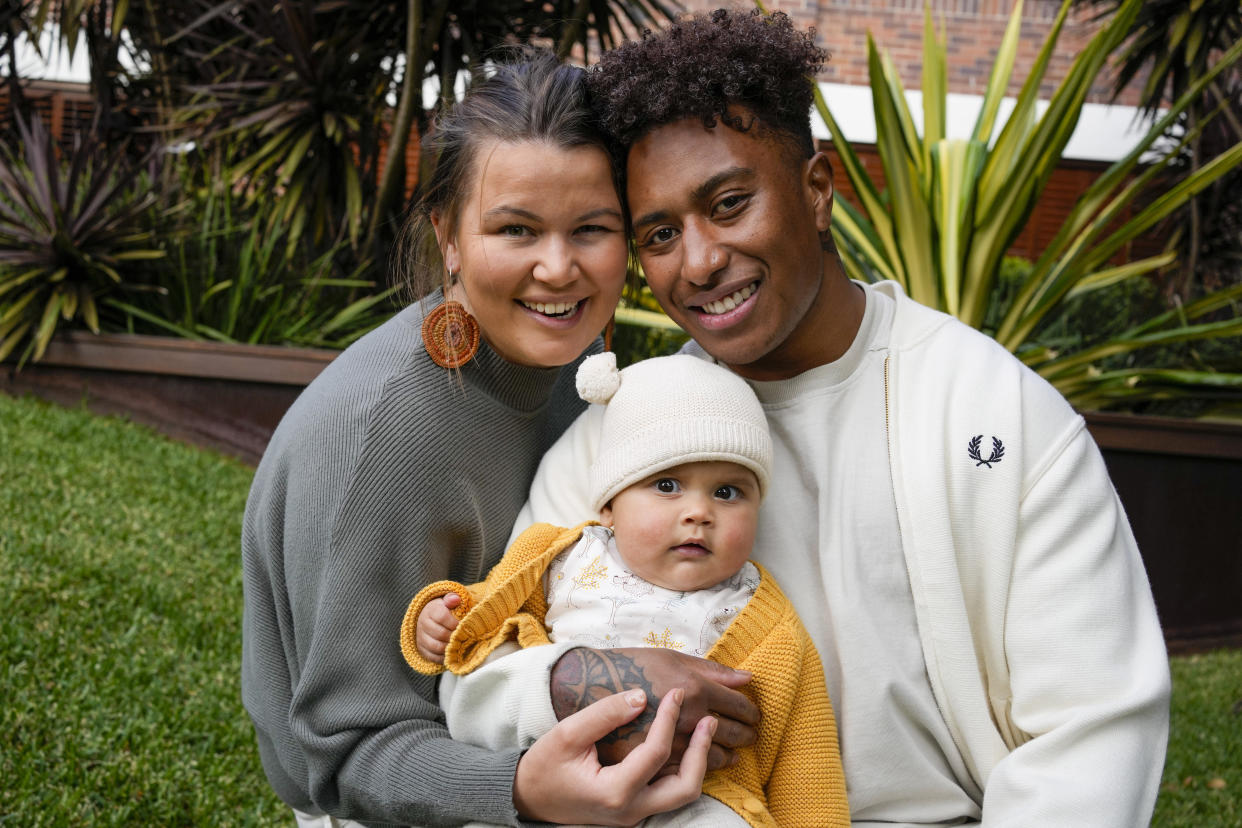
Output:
[683, 0, 1139, 105]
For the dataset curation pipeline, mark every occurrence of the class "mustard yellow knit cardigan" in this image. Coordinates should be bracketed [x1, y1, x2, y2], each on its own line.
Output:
[400, 523, 850, 828]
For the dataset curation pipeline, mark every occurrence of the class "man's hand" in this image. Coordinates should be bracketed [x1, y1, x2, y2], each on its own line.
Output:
[514, 687, 716, 825]
[550, 647, 758, 771]
[414, 592, 462, 663]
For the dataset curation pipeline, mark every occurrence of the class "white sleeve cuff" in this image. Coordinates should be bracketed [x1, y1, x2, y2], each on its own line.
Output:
[440, 641, 580, 751]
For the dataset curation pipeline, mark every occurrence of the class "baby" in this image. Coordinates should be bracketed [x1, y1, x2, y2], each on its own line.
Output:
[401, 353, 848, 827]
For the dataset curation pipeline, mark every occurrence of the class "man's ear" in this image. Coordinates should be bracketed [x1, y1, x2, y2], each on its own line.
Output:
[429, 209, 460, 274]
[598, 504, 614, 528]
[805, 152, 835, 234]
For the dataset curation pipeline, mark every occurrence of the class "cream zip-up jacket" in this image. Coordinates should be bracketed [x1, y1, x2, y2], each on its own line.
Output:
[452, 281, 1170, 826]
[870, 281, 1169, 823]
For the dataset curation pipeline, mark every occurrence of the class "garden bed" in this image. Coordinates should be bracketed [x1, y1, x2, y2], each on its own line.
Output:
[1085, 413, 1242, 653]
[0, 332, 336, 465]
[4, 332, 1240, 652]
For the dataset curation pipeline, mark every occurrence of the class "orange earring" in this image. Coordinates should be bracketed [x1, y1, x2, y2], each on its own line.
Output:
[422, 297, 480, 369]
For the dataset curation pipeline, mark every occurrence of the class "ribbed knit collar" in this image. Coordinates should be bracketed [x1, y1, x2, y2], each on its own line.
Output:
[464, 336, 565, 413]
[411, 290, 567, 413]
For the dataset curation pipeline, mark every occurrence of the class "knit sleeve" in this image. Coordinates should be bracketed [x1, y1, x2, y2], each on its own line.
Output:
[763, 614, 850, 827]
[701, 568, 850, 827]
[259, 426, 525, 825]
[442, 523, 583, 675]
[399, 580, 476, 675]
[240, 324, 584, 827]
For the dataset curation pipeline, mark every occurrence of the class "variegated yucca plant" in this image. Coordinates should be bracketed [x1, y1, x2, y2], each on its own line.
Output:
[801, 0, 1242, 412]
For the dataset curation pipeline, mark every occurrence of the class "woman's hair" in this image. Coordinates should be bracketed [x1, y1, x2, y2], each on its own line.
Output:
[394, 48, 615, 299]
[587, 9, 827, 160]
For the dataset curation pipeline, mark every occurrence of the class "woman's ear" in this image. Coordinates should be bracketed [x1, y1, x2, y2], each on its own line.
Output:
[430, 209, 460, 275]
[805, 152, 835, 235]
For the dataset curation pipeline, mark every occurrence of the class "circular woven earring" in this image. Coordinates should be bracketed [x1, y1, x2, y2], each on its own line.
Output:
[422, 297, 480, 369]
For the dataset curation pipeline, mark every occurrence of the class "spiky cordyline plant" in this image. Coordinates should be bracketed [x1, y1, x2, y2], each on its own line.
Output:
[0, 115, 164, 364]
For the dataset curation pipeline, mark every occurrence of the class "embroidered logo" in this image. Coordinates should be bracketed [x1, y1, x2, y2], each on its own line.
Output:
[968, 435, 1005, 468]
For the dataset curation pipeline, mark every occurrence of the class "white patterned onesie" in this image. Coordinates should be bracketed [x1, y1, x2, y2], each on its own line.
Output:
[543, 525, 759, 656]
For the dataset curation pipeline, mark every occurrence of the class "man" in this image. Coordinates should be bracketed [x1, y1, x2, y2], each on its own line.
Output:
[454, 9, 1171, 825]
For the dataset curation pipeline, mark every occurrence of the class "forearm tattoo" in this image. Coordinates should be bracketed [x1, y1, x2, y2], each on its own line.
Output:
[551, 648, 657, 756]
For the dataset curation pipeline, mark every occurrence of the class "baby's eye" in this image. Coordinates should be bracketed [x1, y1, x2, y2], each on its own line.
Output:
[714, 485, 742, 501]
[654, 478, 680, 494]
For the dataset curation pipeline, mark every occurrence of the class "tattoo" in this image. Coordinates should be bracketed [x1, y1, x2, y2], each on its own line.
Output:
[551, 648, 658, 763]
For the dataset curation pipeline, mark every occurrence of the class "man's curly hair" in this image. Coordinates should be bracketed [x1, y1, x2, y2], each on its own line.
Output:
[588, 8, 827, 157]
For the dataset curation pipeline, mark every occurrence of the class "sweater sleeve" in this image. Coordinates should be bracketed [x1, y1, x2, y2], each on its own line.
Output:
[441, 639, 582, 752]
[276, 457, 526, 827]
[764, 619, 850, 827]
[437, 407, 605, 757]
[399, 580, 476, 676]
[242, 366, 552, 826]
[978, 421, 1171, 824]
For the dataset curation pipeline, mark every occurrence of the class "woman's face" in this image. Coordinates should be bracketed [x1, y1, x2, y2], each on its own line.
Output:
[436, 140, 627, 368]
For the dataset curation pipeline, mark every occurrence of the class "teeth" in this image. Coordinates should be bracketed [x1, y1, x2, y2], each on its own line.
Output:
[701, 283, 755, 315]
[522, 300, 579, 317]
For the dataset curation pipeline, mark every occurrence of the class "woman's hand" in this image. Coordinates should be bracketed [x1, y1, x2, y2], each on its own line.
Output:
[513, 687, 716, 825]
[414, 592, 462, 663]
[550, 647, 758, 770]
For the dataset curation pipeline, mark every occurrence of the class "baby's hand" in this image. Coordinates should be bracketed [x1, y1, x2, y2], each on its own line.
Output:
[416, 592, 463, 664]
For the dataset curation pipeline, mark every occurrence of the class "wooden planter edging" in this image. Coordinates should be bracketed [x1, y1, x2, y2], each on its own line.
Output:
[33, 330, 337, 385]
[1, 331, 337, 466]
[3, 332, 1239, 652]
[1084, 412, 1242, 653]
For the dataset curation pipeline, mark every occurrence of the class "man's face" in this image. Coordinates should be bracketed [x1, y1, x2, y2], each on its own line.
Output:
[626, 116, 835, 380]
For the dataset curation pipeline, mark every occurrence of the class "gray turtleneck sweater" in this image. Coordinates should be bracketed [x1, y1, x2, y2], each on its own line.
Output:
[241, 295, 592, 826]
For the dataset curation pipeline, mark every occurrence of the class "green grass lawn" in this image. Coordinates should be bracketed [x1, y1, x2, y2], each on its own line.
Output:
[0, 392, 286, 825]
[1, 391, 1238, 825]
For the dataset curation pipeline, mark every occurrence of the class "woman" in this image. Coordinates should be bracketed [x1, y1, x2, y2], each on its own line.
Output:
[241, 52, 714, 826]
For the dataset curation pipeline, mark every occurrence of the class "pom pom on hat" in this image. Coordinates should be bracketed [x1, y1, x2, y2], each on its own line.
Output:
[583, 354, 772, 512]
[576, 352, 622, 405]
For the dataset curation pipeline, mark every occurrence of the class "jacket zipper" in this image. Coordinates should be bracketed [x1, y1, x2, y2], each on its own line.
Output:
[883, 355, 892, 448]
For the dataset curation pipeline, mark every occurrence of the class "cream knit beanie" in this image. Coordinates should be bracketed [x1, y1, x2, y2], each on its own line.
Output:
[577, 352, 773, 512]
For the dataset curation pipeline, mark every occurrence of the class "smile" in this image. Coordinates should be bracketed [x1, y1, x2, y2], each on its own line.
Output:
[519, 299, 582, 318]
[696, 282, 756, 316]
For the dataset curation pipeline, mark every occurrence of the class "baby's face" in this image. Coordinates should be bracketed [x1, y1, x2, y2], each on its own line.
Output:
[600, 461, 760, 591]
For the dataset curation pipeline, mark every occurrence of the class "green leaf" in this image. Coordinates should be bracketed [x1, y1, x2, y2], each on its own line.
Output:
[614, 306, 685, 333]
[0, 320, 32, 363]
[79, 288, 98, 334]
[0, 289, 40, 326]
[971, 0, 1024, 145]
[1065, 253, 1178, 300]
[344, 161, 363, 246]
[32, 291, 63, 361]
[921, 7, 947, 151]
[932, 139, 985, 317]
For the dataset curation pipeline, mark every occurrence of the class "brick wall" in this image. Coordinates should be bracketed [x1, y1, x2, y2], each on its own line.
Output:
[682, 0, 1141, 105]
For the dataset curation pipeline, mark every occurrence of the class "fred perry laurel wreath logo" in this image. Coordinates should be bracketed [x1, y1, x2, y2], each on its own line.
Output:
[968, 435, 1005, 468]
